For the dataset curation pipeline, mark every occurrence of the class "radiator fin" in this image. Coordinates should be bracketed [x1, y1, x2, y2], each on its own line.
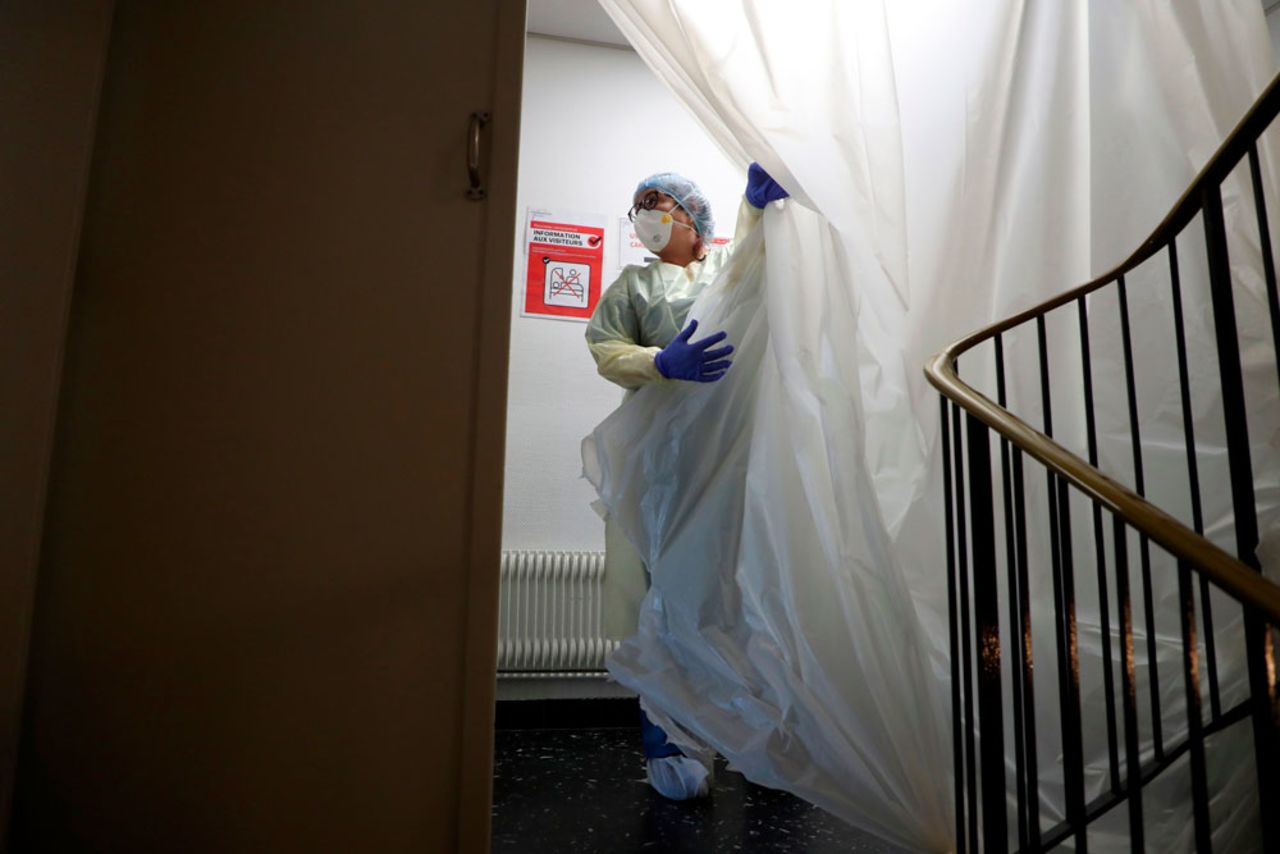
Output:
[498, 550, 617, 672]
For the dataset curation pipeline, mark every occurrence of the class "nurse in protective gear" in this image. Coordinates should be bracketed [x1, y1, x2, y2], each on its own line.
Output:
[585, 165, 788, 801]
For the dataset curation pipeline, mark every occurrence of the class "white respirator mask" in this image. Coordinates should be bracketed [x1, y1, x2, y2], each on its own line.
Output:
[633, 207, 695, 254]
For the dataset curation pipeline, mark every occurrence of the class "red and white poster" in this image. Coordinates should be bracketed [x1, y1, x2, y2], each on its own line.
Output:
[522, 210, 607, 322]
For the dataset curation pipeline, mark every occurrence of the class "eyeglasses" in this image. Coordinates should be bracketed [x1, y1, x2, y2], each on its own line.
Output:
[627, 190, 678, 222]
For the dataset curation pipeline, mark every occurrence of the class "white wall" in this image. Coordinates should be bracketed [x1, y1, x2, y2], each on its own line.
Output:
[501, 35, 742, 552]
[1269, 2, 1280, 65]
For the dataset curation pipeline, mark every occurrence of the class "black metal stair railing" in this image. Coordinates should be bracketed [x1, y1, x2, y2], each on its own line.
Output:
[926, 71, 1280, 853]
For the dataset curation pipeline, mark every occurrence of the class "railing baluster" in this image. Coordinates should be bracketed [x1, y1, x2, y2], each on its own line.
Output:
[1113, 518, 1145, 851]
[1078, 295, 1122, 793]
[1038, 316, 1087, 848]
[1243, 610, 1280, 850]
[1055, 478, 1087, 851]
[1202, 184, 1262, 574]
[967, 413, 1008, 853]
[1012, 447, 1041, 850]
[996, 335, 1032, 850]
[1176, 558, 1212, 851]
[1168, 239, 1221, 721]
[941, 396, 967, 853]
[953, 400, 980, 854]
[1247, 145, 1280, 394]
[1204, 182, 1280, 851]
[1117, 275, 1164, 760]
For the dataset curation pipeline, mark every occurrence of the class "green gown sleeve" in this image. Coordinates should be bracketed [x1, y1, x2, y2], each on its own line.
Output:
[585, 268, 665, 390]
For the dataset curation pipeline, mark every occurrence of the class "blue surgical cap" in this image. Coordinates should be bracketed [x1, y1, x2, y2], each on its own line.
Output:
[634, 172, 715, 239]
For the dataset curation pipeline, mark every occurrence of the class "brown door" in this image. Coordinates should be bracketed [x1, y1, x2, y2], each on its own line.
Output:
[0, 0, 116, 842]
[7, 1, 522, 851]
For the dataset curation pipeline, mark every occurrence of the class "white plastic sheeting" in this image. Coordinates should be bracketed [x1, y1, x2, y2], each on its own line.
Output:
[584, 2, 1280, 850]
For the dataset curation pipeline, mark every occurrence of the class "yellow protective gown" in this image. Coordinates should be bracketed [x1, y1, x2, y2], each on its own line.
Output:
[586, 197, 762, 640]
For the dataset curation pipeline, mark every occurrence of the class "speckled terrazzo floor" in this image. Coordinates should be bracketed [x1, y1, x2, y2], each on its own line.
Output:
[491, 727, 907, 853]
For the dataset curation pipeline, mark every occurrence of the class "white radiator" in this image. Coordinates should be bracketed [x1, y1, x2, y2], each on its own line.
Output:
[498, 550, 617, 673]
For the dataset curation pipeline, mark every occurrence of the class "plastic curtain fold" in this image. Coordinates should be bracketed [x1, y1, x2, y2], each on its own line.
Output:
[585, 1, 1280, 850]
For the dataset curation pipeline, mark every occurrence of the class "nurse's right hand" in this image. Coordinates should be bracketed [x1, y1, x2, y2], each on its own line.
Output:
[654, 319, 734, 383]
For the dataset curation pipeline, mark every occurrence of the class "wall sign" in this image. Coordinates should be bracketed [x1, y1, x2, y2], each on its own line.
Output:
[522, 209, 607, 322]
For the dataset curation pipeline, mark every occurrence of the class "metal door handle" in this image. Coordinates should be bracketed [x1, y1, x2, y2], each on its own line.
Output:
[467, 111, 490, 200]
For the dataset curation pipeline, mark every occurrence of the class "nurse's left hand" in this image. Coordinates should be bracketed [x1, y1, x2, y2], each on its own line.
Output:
[655, 319, 735, 383]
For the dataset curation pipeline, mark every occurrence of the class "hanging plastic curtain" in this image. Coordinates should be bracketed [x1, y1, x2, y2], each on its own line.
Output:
[586, 1, 1279, 850]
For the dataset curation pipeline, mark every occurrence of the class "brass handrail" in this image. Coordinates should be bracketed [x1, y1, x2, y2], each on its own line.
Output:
[925, 70, 1280, 624]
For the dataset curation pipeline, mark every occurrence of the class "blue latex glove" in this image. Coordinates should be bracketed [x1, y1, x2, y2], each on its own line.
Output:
[640, 709, 682, 759]
[654, 319, 734, 382]
[745, 162, 789, 208]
